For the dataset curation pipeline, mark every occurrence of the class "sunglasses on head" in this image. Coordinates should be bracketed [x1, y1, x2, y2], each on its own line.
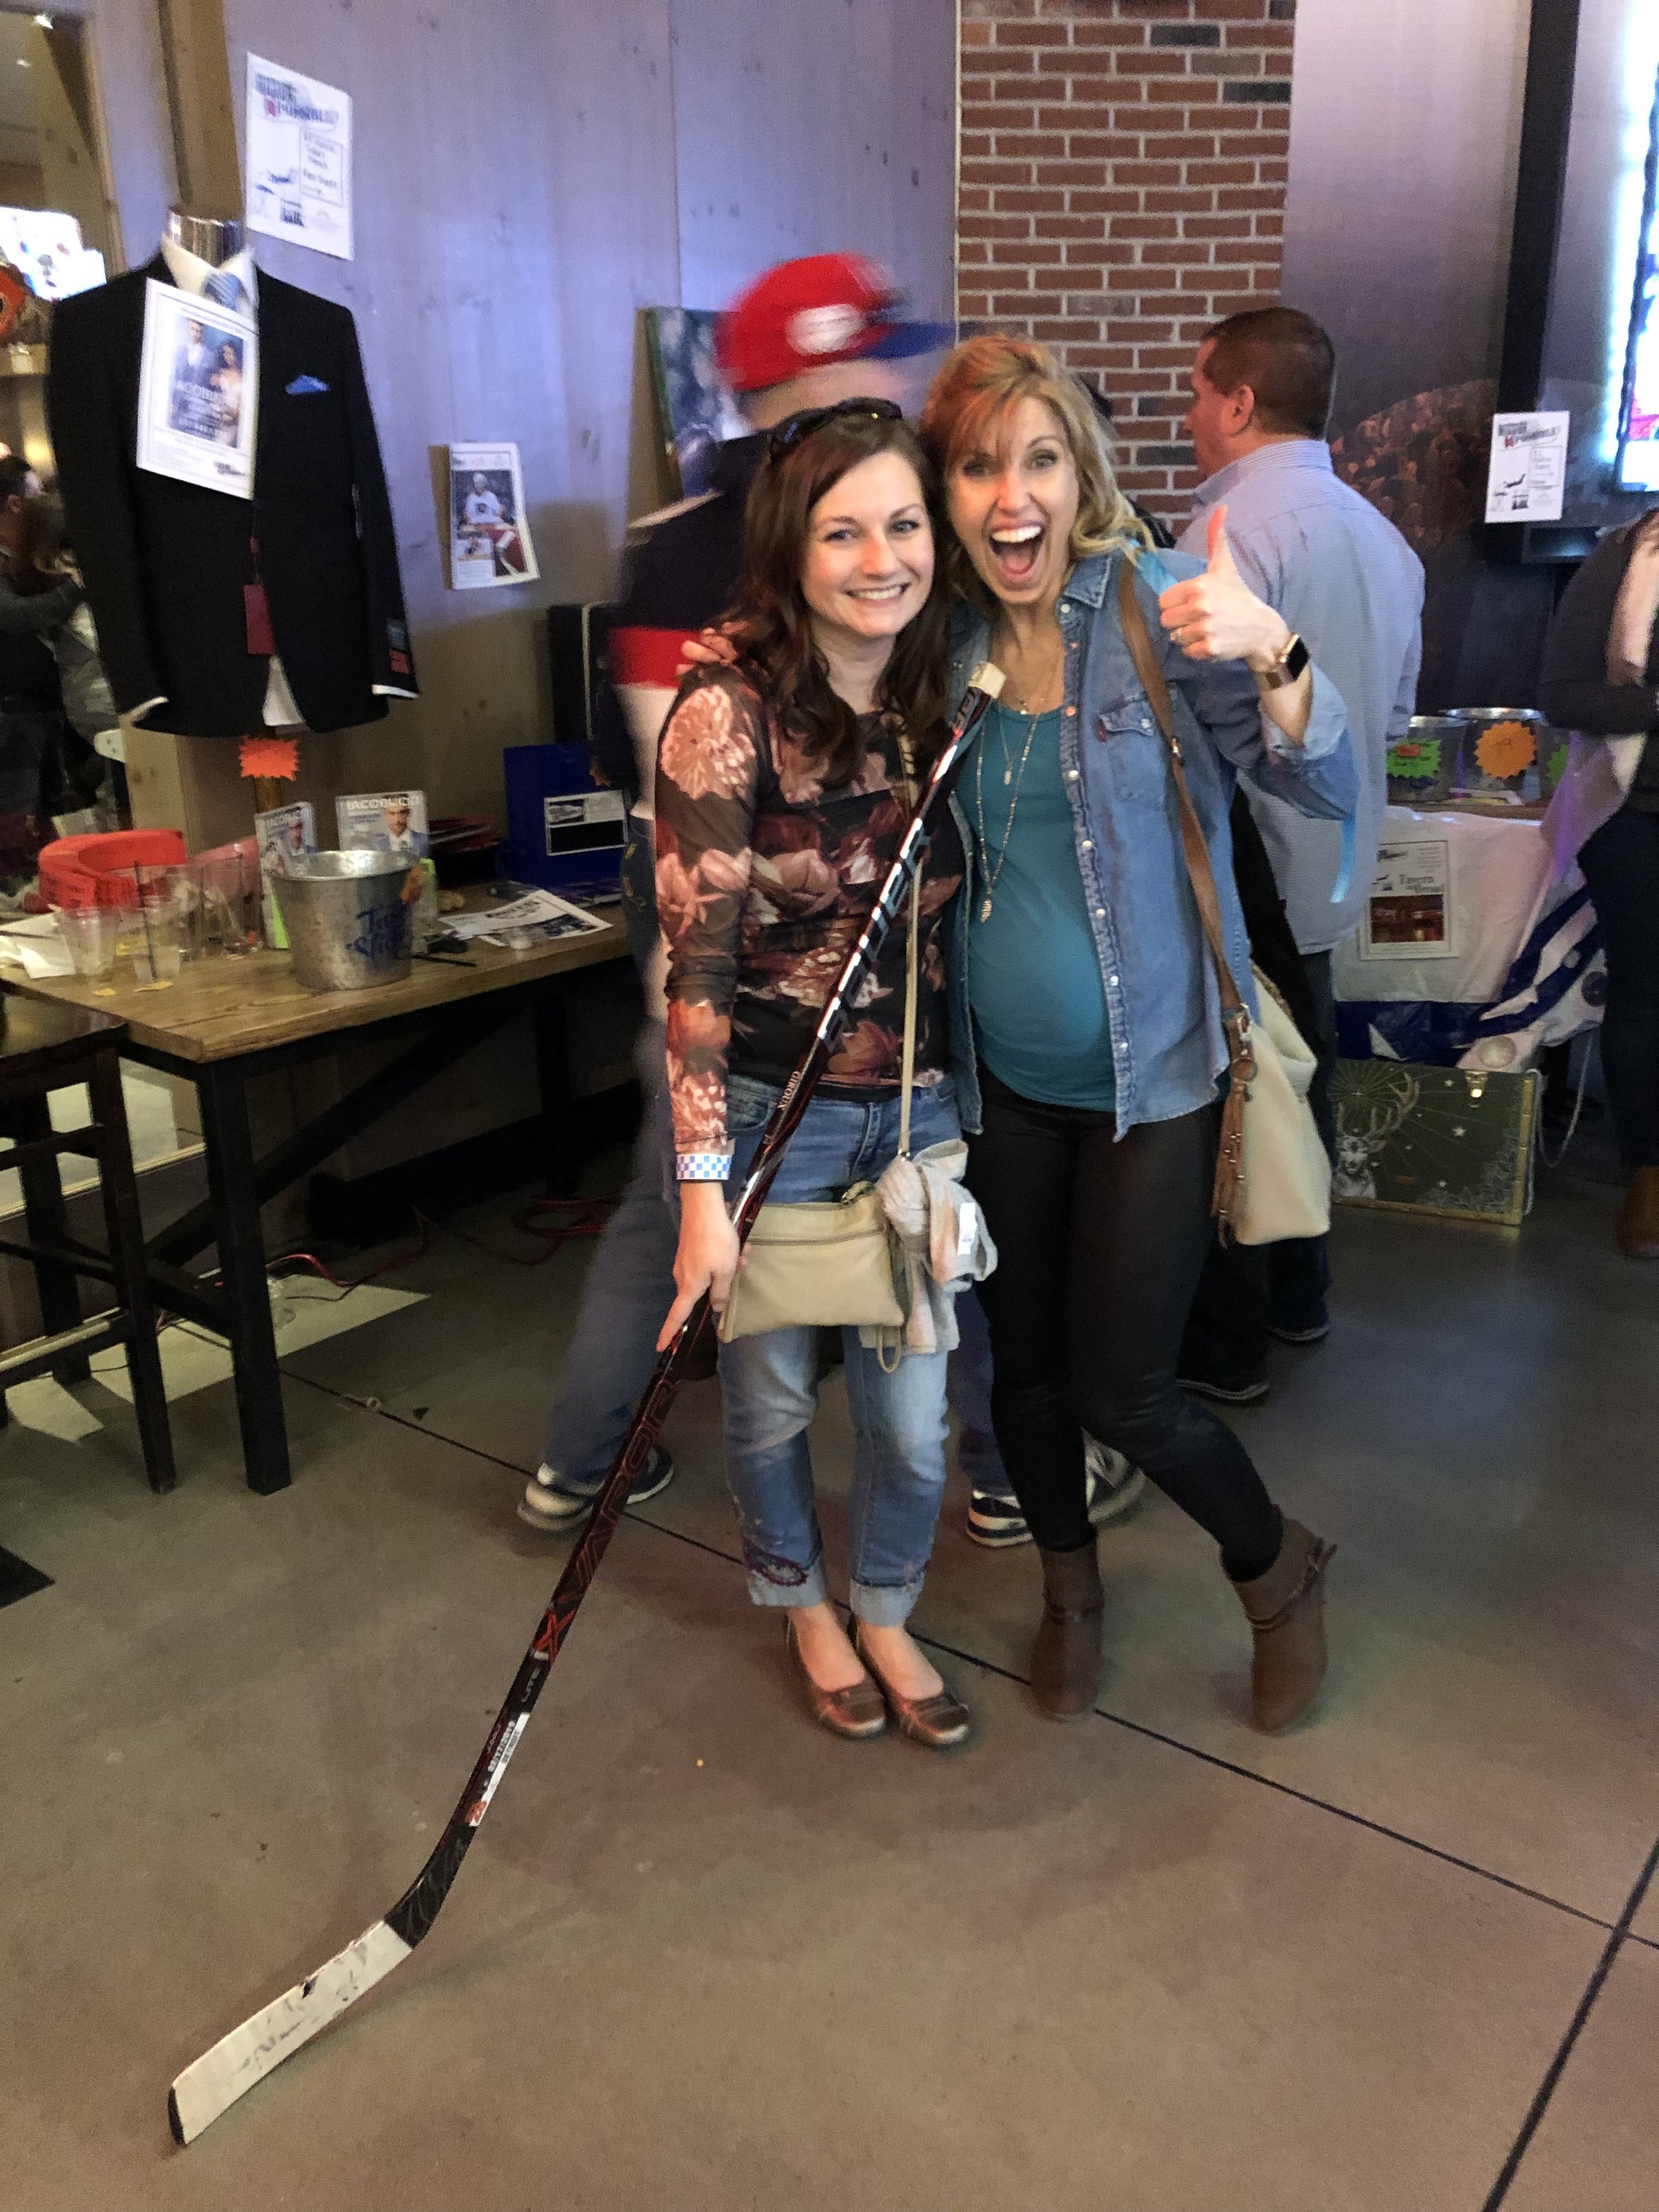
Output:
[766, 396, 903, 461]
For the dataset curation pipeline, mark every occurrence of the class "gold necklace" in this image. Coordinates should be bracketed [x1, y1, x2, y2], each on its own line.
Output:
[974, 702, 1045, 922]
[996, 623, 1064, 721]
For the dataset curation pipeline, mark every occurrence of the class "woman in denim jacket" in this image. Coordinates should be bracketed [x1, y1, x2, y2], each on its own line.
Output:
[918, 337, 1358, 1731]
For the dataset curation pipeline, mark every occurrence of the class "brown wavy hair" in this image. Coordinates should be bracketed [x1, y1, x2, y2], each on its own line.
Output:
[727, 411, 953, 788]
[919, 335, 1152, 614]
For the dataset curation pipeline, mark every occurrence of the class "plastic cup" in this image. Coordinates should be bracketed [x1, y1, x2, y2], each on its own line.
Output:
[129, 938, 183, 984]
[52, 903, 118, 980]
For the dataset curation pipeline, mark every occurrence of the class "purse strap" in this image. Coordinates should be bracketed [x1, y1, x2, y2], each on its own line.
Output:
[896, 731, 921, 1159]
[1114, 558, 1254, 1232]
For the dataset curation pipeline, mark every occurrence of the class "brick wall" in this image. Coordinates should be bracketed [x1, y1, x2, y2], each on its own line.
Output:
[957, 0, 1298, 521]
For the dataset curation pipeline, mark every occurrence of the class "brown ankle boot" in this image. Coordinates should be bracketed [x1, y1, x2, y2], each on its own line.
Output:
[1031, 1540, 1104, 1722]
[1617, 1167, 1659, 1260]
[1229, 1517, 1336, 1733]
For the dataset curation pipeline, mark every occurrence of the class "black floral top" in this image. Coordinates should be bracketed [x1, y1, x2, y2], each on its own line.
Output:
[655, 668, 964, 1177]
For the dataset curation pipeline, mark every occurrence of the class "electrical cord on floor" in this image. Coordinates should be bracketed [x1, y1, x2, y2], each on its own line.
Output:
[1537, 1050, 1593, 1169]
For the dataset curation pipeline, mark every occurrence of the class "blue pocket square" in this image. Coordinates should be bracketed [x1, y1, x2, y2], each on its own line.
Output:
[285, 374, 329, 396]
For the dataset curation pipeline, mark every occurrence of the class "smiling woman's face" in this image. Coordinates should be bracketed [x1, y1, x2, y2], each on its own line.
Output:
[944, 395, 1080, 611]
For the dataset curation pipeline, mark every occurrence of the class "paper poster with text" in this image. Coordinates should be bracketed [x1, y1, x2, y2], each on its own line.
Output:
[1484, 411, 1569, 524]
[1360, 839, 1457, 960]
[246, 55, 353, 261]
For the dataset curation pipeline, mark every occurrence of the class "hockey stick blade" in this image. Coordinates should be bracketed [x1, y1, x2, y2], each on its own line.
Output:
[169, 1920, 413, 2144]
[167, 660, 1005, 2148]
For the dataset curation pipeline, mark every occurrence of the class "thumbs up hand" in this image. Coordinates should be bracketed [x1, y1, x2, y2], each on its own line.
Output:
[1157, 504, 1293, 673]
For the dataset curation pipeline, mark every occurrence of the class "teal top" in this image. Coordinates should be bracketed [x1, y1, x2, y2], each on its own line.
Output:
[966, 703, 1116, 1111]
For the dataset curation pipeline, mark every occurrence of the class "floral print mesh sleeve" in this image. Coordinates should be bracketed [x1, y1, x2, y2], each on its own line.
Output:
[655, 669, 964, 1181]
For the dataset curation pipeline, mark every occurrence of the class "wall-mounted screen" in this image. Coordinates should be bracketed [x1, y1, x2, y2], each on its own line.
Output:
[1615, 74, 1659, 490]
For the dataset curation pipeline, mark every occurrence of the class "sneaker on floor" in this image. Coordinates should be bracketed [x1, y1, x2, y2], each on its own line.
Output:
[1084, 1436, 1147, 1524]
[966, 1481, 1030, 1548]
[1268, 1297, 1330, 1347]
[516, 1445, 675, 1532]
[968, 1446, 1147, 1548]
[1178, 1371, 1270, 1406]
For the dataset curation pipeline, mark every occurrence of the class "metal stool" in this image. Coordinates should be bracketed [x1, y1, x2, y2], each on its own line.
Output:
[0, 993, 175, 1491]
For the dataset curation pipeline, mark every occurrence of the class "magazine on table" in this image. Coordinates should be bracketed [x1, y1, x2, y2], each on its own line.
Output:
[254, 800, 316, 944]
[336, 789, 429, 858]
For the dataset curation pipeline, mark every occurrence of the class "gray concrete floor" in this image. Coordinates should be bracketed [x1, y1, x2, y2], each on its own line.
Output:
[1, 1134, 1656, 2210]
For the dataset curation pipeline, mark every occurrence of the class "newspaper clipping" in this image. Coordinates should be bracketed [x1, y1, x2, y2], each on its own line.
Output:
[136, 279, 258, 498]
[449, 443, 539, 590]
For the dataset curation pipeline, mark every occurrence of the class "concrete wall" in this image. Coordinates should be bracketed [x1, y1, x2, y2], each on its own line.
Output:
[1279, 0, 1530, 437]
[141, 0, 959, 827]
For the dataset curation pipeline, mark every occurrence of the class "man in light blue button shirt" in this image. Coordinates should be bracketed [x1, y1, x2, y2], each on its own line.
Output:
[1175, 307, 1423, 1387]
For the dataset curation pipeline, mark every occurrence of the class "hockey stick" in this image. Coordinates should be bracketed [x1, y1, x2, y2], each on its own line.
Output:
[168, 660, 1005, 2146]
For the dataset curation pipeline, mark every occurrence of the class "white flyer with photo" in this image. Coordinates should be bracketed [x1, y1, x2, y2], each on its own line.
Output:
[448, 442, 540, 589]
[1359, 838, 1457, 960]
[1484, 411, 1569, 523]
[246, 55, 353, 261]
[135, 279, 258, 498]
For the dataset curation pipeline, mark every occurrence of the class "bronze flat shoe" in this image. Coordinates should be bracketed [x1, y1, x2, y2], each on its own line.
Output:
[853, 1626, 974, 1751]
[784, 1617, 886, 1740]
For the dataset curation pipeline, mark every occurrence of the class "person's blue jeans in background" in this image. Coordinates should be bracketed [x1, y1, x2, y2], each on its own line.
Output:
[950, 1286, 1005, 1492]
[714, 1073, 958, 1625]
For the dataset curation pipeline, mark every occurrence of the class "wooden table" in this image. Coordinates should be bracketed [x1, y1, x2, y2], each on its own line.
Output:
[1, 905, 629, 1494]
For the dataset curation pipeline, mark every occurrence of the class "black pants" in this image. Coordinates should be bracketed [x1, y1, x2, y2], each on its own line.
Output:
[1179, 949, 1336, 1383]
[1578, 806, 1659, 1167]
[966, 1069, 1283, 1581]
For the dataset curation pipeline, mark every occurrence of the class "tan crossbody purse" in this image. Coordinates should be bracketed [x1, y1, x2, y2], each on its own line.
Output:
[1116, 560, 1331, 1246]
[716, 741, 924, 1343]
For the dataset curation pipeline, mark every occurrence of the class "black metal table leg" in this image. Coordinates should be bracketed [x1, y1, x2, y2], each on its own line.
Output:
[197, 1063, 289, 1494]
[11, 1089, 90, 1384]
[87, 1046, 176, 1494]
[534, 988, 577, 1196]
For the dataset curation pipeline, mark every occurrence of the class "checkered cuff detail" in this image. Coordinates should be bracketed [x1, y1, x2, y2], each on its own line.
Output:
[676, 1151, 733, 1182]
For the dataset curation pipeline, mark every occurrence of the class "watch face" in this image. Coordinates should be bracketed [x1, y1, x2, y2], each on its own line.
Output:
[1284, 635, 1311, 682]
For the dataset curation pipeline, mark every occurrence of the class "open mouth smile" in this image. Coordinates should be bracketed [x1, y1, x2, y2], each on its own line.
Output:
[987, 521, 1045, 585]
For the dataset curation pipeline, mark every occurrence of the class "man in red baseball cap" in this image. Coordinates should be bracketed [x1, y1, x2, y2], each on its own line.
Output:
[519, 253, 958, 1537]
[715, 251, 952, 419]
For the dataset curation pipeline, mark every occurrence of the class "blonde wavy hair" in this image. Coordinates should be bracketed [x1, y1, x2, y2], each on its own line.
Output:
[919, 334, 1153, 609]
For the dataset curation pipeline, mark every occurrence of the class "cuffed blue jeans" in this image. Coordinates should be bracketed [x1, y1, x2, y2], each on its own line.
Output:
[713, 1072, 958, 1626]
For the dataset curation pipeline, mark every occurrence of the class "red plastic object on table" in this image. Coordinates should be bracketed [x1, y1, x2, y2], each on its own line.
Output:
[38, 830, 188, 909]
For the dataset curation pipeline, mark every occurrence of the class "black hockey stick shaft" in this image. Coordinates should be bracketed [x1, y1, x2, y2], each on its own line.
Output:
[383, 664, 1003, 1949]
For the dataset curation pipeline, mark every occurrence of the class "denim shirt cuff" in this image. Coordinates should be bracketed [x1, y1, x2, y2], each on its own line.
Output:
[1266, 662, 1345, 763]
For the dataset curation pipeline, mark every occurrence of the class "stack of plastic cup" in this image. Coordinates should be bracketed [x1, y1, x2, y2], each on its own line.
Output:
[50, 902, 119, 981]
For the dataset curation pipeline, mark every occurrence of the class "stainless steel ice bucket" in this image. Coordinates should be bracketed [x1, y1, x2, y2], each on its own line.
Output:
[271, 851, 415, 993]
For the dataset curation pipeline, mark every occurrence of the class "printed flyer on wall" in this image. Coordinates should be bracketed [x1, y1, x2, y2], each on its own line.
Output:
[449, 443, 540, 589]
[246, 55, 353, 261]
[135, 279, 258, 498]
[1359, 838, 1457, 960]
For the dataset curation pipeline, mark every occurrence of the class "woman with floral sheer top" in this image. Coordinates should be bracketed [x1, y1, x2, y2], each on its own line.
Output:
[651, 403, 975, 1751]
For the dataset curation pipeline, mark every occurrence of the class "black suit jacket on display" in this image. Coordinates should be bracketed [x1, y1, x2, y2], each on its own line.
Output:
[47, 257, 417, 737]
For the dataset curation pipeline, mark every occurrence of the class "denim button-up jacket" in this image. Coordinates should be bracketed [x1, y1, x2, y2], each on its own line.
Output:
[943, 548, 1358, 1138]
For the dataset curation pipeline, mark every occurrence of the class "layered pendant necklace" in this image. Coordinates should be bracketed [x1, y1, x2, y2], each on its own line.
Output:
[975, 626, 1063, 922]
